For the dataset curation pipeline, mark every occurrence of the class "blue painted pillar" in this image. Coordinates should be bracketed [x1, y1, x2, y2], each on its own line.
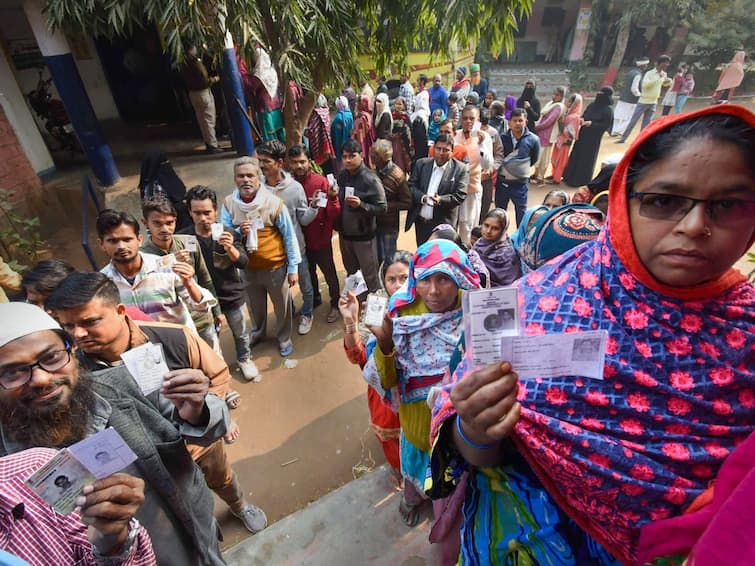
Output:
[23, 0, 119, 186]
[220, 31, 255, 156]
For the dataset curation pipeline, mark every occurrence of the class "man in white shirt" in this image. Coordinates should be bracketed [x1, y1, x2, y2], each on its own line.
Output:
[618, 55, 671, 143]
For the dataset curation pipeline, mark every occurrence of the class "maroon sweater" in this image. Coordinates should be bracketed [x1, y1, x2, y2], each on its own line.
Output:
[297, 171, 341, 250]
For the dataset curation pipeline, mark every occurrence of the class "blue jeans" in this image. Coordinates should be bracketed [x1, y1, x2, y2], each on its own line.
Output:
[620, 103, 656, 142]
[223, 304, 251, 362]
[495, 178, 528, 227]
[375, 227, 398, 265]
[297, 253, 314, 317]
[675, 95, 689, 114]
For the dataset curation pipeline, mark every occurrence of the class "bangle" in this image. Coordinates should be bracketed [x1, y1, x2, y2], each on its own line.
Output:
[456, 414, 498, 450]
[344, 323, 357, 334]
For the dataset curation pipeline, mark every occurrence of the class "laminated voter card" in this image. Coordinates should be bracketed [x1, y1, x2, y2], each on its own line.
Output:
[500, 330, 608, 381]
[120, 342, 170, 395]
[344, 270, 368, 296]
[184, 235, 198, 252]
[211, 223, 224, 241]
[26, 428, 137, 515]
[364, 294, 388, 327]
[463, 286, 519, 367]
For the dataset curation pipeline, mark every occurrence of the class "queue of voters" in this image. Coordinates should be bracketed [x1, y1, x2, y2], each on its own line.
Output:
[0, 52, 754, 566]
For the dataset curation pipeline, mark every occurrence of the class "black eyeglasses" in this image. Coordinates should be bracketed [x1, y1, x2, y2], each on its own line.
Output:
[0, 348, 72, 390]
[628, 192, 755, 225]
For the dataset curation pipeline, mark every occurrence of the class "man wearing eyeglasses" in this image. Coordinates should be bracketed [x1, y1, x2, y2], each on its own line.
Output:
[0, 302, 227, 565]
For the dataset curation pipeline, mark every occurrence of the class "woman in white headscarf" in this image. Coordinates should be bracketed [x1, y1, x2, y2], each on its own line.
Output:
[374, 93, 393, 140]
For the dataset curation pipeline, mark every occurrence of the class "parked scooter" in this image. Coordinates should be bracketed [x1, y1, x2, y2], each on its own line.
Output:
[26, 68, 79, 154]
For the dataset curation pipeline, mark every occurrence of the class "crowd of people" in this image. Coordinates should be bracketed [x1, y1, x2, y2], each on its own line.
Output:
[0, 53, 754, 566]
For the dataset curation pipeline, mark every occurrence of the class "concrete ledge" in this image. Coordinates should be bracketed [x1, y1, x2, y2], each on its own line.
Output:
[224, 465, 439, 566]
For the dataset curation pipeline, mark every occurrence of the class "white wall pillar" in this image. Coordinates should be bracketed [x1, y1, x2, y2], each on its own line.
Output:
[0, 46, 55, 176]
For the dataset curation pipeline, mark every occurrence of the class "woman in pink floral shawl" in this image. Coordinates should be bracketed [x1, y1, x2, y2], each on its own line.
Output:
[427, 105, 755, 565]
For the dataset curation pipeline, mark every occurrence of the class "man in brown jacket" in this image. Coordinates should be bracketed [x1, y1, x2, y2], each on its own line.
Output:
[370, 139, 411, 263]
[47, 272, 267, 535]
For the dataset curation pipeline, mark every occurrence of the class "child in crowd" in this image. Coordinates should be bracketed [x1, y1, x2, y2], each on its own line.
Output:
[428, 108, 446, 143]
[469, 226, 482, 247]
[447, 93, 460, 126]
[542, 189, 569, 209]
[472, 209, 521, 287]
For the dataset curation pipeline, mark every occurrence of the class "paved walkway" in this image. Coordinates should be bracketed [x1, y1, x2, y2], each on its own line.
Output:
[224, 465, 439, 566]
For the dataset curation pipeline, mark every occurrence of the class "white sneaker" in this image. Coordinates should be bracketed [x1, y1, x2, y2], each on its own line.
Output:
[298, 315, 313, 335]
[239, 359, 261, 382]
[231, 503, 267, 534]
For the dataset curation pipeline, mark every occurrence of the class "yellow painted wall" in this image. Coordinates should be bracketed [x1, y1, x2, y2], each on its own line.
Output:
[358, 46, 476, 85]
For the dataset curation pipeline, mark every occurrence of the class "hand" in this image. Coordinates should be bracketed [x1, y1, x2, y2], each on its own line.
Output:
[287, 273, 299, 287]
[238, 220, 252, 236]
[451, 361, 521, 444]
[161, 369, 210, 424]
[172, 261, 195, 281]
[308, 194, 319, 208]
[218, 232, 235, 250]
[368, 313, 394, 354]
[327, 184, 338, 198]
[338, 291, 359, 324]
[174, 250, 192, 263]
[477, 131, 485, 144]
[214, 314, 225, 330]
[582, 120, 592, 127]
[523, 101, 531, 109]
[77, 473, 145, 556]
[345, 195, 361, 208]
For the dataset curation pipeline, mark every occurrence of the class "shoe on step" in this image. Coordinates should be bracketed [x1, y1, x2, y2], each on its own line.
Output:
[239, 359, 261, 382]
[231, 503, 267, 534]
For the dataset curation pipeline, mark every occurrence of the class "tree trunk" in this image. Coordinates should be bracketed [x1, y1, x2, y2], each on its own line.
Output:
[602, 11, 632, 87]
[667, 21, 691, 62]
[282, 75, 320, 147]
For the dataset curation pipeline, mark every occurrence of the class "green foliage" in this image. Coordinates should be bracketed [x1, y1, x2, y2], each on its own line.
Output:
[748, 252, 755, 283]
[687, 0, 754, 70]
[43, 0, 533, 92]
[0, 190, 46, 271]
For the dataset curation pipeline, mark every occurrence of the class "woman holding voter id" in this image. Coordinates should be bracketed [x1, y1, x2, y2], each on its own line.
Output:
[426, 105, 755, 565]
[363, 239, 480, 562]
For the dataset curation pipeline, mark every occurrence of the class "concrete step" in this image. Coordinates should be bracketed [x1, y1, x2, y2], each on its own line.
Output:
[486, 66, 571, 97]
[224, 465, 439, 565]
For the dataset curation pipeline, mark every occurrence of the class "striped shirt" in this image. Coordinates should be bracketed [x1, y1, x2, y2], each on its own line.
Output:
[101, 253, 216, 332]
[0, 448, 155, 565]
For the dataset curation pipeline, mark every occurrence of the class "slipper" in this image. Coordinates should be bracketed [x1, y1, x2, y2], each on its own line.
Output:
[226, 390, 242, 410]
[224, 421, 241, 444]
[399, 495, 420, 527]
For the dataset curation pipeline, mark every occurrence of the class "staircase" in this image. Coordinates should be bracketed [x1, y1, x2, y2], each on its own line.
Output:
[486, 65, 572, 98]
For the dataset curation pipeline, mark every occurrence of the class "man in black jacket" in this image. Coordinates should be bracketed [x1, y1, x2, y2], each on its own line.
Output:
[180, 185, 260, 382]
[336, 139, 387, 293]
[406, 133, 469, 245]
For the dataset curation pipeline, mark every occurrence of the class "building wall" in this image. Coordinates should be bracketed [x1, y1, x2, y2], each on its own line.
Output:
[0, 104, 42, 206]
[507, 0, 581, 63]
[0, 44, 54, 176]
[0, 0, 118, 121]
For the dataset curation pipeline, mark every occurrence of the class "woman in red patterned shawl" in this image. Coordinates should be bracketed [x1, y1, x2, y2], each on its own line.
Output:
[352, 94, 376, 167]
[427, 105, 755, 565]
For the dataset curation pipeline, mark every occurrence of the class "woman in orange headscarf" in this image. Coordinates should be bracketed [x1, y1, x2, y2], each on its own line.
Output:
[712, 50, 746, 103]
[549, 93, 583, 184]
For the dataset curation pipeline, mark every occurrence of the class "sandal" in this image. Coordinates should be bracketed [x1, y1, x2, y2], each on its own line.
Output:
[399, 495, 420, 527]
[224, 420, 241, 444]
[226, 390, 242, 410]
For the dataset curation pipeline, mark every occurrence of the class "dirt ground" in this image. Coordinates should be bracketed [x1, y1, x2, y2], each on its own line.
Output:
[38, 97, 754, 551]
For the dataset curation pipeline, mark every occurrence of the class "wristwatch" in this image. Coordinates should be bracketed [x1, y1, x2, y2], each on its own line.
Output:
[92, 519, 140, 565]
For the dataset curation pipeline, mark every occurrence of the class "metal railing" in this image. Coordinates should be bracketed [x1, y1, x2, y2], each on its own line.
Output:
[81, 175, 103, 270]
